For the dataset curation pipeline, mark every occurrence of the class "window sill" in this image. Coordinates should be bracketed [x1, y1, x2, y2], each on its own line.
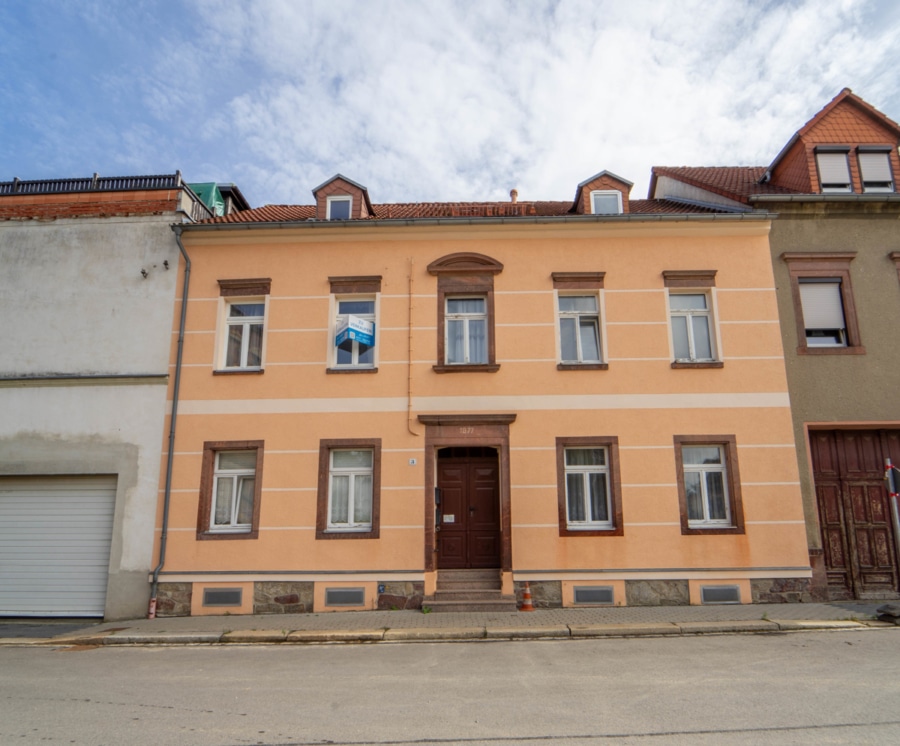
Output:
[433, 363, 501, 374]
[560, 526, 623, 537]
[557, 362, 609, 371]
[197, 530, 258, 540]
[213, 368, 265, 375]
[797, 345, 866, 355]
[316, 528, 379, 540]
[671, 361, 724, 369]
[682, 524, 744, 536]
[327, 367, 379, 374]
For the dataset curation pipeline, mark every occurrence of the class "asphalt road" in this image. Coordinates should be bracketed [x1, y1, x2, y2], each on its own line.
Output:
[1, 630, 899, 745]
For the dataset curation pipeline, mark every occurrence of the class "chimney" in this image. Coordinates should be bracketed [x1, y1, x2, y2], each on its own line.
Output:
[510, 188, 518, 204]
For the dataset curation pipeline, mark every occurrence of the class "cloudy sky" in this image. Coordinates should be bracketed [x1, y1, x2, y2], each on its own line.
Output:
[1, 0, 898, 207]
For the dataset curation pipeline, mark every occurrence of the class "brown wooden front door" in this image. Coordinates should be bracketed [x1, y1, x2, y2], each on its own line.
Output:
[810, 429, 900, 600]
[436, 448, 501, 569]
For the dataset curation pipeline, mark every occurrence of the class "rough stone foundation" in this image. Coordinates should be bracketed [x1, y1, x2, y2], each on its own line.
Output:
[155, 582, 192, 617]
[376, 581, 424, 610]
[625, 579, 690, 606]
[751, 578, 814, 604]
[253, 581, 314, 614]
[514, 580, 562, 608]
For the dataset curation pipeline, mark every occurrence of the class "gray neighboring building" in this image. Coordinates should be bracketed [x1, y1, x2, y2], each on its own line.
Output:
[0, 173, 244, 619]
[651, 89, 900, 601]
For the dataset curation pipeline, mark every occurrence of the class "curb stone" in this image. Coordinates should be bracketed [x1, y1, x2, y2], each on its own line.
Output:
[773, 620, 864, 631]
[287, 629, 386, 642]
[383, 627, 485, 641]
[569, 623, 680, 637]
[484, 625, 569, 639]
[677, 620, 779, 634]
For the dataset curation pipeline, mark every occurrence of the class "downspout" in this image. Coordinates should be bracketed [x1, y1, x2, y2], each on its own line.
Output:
[148, 224, 191, 618]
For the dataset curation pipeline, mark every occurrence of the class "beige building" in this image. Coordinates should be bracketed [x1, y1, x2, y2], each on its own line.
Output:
[152, 171, 811, 616]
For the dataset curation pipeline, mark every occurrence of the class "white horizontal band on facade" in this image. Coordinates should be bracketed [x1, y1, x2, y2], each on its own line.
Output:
[622, 522, 682, 527]
[719, 320, 780, 325]
[606, 321, 668, 326]
[269, 328, 328, 333]
[513, 569, 811, 580]
[174, 392, 792, 416]
[744, 520, 807, 525]
[742, 481, 801, 486]
[155, 572, 425, 582]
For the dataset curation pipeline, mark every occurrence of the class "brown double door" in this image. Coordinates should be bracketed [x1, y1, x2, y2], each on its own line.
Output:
[810, 429, 900, 600]
[436, 447, 501, 569]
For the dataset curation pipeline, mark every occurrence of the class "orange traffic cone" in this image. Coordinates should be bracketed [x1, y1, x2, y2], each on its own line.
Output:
[519, 581, 535, 612]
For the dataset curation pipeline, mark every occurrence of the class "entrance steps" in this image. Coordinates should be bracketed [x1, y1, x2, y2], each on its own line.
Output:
[427, 569, 518, 613]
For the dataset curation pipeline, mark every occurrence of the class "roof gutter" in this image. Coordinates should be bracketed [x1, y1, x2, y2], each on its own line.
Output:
[149, 224, 191, 618]
[750, 194, 900, 204]
[180, 211, 775, 233]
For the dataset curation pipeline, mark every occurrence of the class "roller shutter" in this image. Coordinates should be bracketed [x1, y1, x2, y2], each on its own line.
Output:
[0, 476, 116, 617]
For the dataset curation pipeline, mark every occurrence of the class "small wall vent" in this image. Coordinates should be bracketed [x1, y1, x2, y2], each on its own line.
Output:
[700, 585, 741, 604]
[325, 587, 365, 607]
[573, 586, 614, 605]
[202, 588, 243, 607]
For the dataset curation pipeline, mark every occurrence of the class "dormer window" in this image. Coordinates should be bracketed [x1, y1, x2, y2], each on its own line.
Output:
[590, 190, 623, 215]
[327, 195, 352, 220]
[815, 147, 852, 193]
[858, 147, 894, 192]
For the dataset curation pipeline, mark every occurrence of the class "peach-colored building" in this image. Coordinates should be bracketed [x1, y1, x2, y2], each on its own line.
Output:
[151, 171, 810, 616]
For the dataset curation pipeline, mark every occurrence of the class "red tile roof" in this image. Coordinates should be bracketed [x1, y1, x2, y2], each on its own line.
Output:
[651, 166, 801, 204]
[201, 198, 721, 225]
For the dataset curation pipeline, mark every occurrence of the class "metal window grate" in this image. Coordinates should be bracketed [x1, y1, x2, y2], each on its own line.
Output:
[202, 588, 243, 607]
[325, 588, 365, 607]
[700, 585, 741, 604]
[573, 586, 614, 605]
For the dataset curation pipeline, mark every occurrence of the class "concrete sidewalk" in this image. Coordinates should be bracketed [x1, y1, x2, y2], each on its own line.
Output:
[2, 601, 896, 646]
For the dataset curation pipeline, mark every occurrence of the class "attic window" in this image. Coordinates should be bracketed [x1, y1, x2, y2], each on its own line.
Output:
[590, 191, 622, 215]
[327, 196, 352, 220]
[858, 147, 894, 193]
[815, 148, 852, 193]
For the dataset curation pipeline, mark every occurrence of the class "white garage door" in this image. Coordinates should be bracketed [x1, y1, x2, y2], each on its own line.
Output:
[0, 476, 116, 617]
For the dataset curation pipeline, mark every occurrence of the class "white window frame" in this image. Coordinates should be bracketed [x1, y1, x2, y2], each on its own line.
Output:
[327, 449, 374, 532]
[333, 295, 377, 368]
[326, 195, 352, 220]
[816, 150, 852, 193]
[219, 297, 267, 370]
[590, 190, 623, 215]
[210, 451, 257, 534]
[681, 445, 732, 528]
[668, 291, 717, 363]
[557, 293, 603, 364]
[445, 295, 488, 365]
[798, 278, 847, 347]
[858, 149, 894, 193]
[564, 447, 613, 530]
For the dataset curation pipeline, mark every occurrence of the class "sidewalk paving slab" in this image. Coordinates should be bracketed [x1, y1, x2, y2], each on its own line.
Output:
[485, 625, 569, 639]
[569, 623, 680, 637]
[677, 620, 780, 635]
[773, 619, 864, 631]
[287, 629, 386, 643]
[103, 632, 221, 645]
[222, 630, 287, 643]
[383, 627, 485, 641]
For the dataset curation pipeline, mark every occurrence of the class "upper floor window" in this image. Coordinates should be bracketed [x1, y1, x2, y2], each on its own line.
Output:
[328, 276, 381, 374]
[558, 295, 601, 364]
[428, 253, 503, 373]
[858, 147, 894, 192]
[327, 195, 352, 220]
[782, 253, 863, 355]
[590, 190, 623, 215]
[815, 147, 852, 193]
[216, 278, 271, 373]
[798, 279, 848, 347]
[662, 270, 721, 368]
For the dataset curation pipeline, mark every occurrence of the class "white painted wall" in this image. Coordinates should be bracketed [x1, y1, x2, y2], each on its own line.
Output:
[0, 213, 182, 619]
